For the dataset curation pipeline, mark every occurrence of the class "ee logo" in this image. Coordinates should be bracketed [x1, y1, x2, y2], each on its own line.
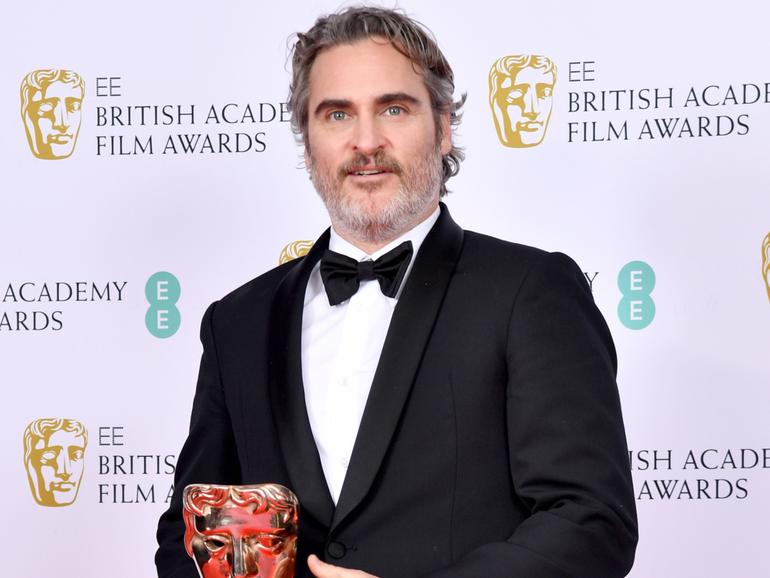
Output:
[617, 261, 655, 330]
[145, 272, 180, 338]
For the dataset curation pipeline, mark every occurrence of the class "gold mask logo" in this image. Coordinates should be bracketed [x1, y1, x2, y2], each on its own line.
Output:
[489, 55, 557, 148]
[23, 418, 88, 507]
[20, 69, 85, 160]
[762, 233, 770, 303]
[279, 240, 314, 265]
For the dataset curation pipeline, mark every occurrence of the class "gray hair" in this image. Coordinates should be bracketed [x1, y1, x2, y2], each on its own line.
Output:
[288, 6, 465, 196]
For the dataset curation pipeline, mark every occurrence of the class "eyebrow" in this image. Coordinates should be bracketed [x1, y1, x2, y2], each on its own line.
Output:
[313, 98, 352, 117]
[313, 92, 423, 117]
[375, 92, 421, 107]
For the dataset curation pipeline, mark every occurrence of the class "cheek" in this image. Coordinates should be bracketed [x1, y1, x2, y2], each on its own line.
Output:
[202, 557, 231, 578]
[309, 149, 341, 176]
[37, 118, 53, 133]
[506, 105, 522, 120]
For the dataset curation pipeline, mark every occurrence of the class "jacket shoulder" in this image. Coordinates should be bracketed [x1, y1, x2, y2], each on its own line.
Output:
[463, 230, 549, 259]
[461, 230, 588, 289]
[212, 258, 303, 317]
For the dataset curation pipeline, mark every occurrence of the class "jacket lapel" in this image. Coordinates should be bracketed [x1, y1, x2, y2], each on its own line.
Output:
[268, 229, 335, 528]
[331, 204, 464, 530]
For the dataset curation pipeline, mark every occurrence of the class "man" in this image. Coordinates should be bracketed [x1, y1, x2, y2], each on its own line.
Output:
[23, 417, 88, 507]
[156, 7, 637, 578]
[489, 55, 556, 148]
[20, 69, 84, 160]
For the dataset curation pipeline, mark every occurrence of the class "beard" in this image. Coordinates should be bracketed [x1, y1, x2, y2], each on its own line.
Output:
[308, 145, 443, 245]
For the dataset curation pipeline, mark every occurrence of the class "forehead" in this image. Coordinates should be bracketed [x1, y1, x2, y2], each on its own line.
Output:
[308, 38, 430, 105]
[39, 81, 83, 100]
[198, 506, 284, 534]
[36, 429, 84, 449]
[509, 66, 553, 85]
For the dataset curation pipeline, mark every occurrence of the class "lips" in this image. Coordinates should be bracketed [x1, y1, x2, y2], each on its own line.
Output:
[340, 152, 402, 179]
[517, 121, 543, 132]
[348, 167, 391, 176]
[48, 134, 72, 144]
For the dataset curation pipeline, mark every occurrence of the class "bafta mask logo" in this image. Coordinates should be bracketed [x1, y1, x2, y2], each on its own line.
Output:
[183, 484, 298, 578]
[762, 233, 770, 302]
[20, 69, 85, 160]
[489, 55, 557, 148]
[23, 418, 88, 507]
[279, 240, 313, 265]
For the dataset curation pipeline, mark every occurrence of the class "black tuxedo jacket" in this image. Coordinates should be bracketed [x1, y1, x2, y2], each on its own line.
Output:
[156, 205, 637, 578]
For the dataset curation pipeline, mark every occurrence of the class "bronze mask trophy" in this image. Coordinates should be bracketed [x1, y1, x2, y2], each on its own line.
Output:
[183, 483, 299, 578]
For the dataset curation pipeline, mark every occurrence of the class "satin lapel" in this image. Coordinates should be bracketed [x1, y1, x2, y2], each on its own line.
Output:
[331, 204, 464, 530]
[268, 229, 335, 528]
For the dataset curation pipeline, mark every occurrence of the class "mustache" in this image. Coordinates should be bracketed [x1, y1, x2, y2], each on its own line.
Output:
[338, 152, 403, 178]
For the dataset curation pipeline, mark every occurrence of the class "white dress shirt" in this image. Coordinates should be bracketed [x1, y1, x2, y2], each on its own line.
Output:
[301, 207, 440, 504]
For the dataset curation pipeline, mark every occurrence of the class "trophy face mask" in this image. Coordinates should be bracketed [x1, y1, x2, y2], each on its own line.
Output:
[183, 484, 299, 578]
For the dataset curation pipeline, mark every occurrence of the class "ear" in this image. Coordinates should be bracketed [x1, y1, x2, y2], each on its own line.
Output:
[438, 111, 452, 156]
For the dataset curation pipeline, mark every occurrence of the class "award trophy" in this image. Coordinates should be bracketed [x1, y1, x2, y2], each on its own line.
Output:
[183, 483, 299, 578]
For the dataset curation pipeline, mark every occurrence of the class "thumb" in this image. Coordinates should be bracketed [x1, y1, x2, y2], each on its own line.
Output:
[308, 554, 334, 577]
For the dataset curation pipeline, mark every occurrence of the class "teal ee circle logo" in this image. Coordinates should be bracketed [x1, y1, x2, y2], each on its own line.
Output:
[617, 261, 655, 330]
[145, 272, 180, 338]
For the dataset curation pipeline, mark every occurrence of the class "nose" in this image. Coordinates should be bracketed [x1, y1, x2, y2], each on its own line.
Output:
[522, 87, 540, 119]
[351, 114, 386, 155]
[56, 450, 72, 480]
[53, 101, 69, 131]
[232, 539, 258, 577]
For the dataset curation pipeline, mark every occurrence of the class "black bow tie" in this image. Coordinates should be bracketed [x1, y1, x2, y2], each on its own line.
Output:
[320, 241, 413, 306]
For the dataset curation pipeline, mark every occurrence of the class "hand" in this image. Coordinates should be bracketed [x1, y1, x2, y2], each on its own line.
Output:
[307, 554, 379, 578]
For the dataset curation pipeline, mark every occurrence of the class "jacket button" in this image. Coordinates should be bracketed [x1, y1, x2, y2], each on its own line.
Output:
[326, 541, 347, 559]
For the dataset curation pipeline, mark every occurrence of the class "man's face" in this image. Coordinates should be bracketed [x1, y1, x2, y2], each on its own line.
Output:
[494, 66, 554, 147]
[26, 80, 83, 159]
[27, 429, 86, 506]
[305, 38, 451, 245]
[189, 506, 296, 578]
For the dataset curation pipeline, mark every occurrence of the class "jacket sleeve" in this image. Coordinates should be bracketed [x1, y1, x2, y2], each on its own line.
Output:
[155, 301, 243, 578]
[422, 251, 638, 578]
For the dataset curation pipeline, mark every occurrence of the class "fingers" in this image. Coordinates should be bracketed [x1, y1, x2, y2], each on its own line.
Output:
[308, 555, 340, 577]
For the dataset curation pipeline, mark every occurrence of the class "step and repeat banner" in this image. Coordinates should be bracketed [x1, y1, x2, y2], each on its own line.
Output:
[2, 0, 768, 576]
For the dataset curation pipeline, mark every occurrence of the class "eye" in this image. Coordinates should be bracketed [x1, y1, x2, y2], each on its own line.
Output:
[70, 448, 84, 461]
[506, 89, 524, 103]
[67, 100, 82, 112]
[40, 450, 57, 464]
[539, 86, 553, 98]
[37, 102, 54, 115]
[257, 535, 285, 551]
[384, 105, 404, 116]
[329, 111, 348, 121]
[203, 536, 228, 552]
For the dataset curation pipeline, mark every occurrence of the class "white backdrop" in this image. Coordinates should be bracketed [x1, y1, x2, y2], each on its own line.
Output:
[2, 1, 769, 576]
